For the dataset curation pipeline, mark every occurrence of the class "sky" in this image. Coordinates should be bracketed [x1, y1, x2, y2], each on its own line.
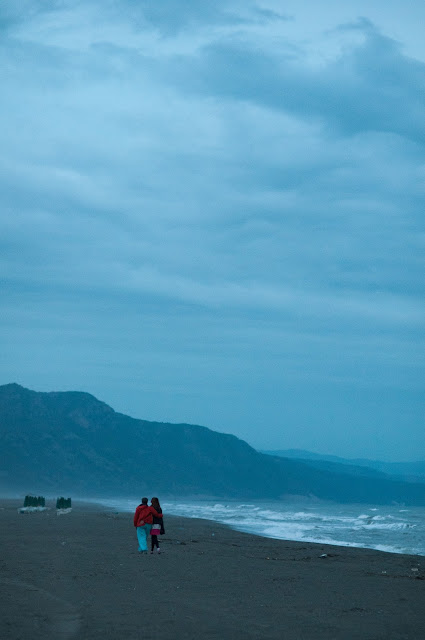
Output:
[1, 0, 424, 461]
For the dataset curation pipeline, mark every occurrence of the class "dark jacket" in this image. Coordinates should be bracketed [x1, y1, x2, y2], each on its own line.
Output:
[152, 506, 162, 525]
[152, 506, 165, 535]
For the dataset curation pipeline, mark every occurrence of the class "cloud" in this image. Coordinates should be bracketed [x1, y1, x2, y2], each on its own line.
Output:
[1, 0, 424, 458]
[172, 26, 425, 145]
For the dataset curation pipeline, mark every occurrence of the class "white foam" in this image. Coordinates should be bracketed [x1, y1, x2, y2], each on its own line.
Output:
[94, 497, 425, 556]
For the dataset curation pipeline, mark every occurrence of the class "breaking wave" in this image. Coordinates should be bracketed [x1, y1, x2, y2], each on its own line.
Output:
[96, 497, 425, 556]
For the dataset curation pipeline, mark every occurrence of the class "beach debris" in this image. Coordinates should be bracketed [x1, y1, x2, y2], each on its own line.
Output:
[19, 495, 48, 513]
[410, 568, 419, 572]
[25, 495, 45, 507]
[56, 497, 72, 509]
[56, 496, 72, 515]
[319, 553, 328, 558]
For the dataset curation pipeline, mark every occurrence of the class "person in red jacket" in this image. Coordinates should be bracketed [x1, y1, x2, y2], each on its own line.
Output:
[134, 497, 163, 554]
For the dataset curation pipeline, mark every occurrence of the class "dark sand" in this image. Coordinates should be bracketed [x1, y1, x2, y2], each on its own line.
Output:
[1, 500, 424, 640]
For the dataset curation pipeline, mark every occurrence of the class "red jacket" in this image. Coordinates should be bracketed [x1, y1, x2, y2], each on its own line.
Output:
[134, 504, 163, 527]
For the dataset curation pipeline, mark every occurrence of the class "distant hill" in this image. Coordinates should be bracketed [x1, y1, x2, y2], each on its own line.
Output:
[262, 449, 425, 484]
[1, 383, 425, 505]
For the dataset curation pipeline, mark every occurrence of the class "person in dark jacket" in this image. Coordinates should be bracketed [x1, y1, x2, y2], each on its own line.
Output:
[133, 497, 163, 554]
[150, 497, 165, 554]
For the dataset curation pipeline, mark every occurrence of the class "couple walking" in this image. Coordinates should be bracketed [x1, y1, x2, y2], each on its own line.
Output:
[134, 497, 165, 554]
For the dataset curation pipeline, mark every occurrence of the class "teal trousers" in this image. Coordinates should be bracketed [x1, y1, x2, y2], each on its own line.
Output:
[136, 524, 152, 552]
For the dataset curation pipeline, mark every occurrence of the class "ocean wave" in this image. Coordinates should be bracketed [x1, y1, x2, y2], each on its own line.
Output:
[355, 522, 413, 531]
[95, 497, 425, 556]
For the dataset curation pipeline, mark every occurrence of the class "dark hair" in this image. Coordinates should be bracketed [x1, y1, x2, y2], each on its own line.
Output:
[141, 497, 148, 505]
[151, 497, 161, 510]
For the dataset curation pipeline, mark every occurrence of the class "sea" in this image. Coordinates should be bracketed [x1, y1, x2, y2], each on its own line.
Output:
[95, 497, 425, 557]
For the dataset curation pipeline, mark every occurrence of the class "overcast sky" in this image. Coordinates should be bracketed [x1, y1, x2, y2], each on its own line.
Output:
[1, 0, 424, 461]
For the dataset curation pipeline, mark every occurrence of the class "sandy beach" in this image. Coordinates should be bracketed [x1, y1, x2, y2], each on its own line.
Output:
[1, 499, 424, 640]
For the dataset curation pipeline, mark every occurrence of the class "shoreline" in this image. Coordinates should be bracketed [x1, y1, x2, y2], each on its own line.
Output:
[1, 498, 425, 639]
[3, 494, 425, 557]
[85, 495, 425, 558]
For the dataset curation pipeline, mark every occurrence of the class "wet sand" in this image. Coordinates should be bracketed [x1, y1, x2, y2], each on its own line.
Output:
[1, 499, 424, 639]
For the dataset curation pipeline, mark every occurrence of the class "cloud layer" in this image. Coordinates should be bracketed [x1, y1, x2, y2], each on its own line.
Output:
[1, 0, 424, 460]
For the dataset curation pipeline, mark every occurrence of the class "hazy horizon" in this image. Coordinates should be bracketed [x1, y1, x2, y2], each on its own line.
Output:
[1, 1, 424, 462]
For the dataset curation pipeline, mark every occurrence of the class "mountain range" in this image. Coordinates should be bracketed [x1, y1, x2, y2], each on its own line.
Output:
[262, 449, 425, 484]
[1, 383, 424, 505]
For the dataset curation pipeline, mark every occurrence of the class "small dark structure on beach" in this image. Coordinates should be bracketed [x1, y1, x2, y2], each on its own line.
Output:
[56, 497, 72, 509]
[23, 495, 45, 507]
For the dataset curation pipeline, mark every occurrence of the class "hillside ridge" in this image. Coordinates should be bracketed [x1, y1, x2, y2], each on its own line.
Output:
[1, 383, 424, 505]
